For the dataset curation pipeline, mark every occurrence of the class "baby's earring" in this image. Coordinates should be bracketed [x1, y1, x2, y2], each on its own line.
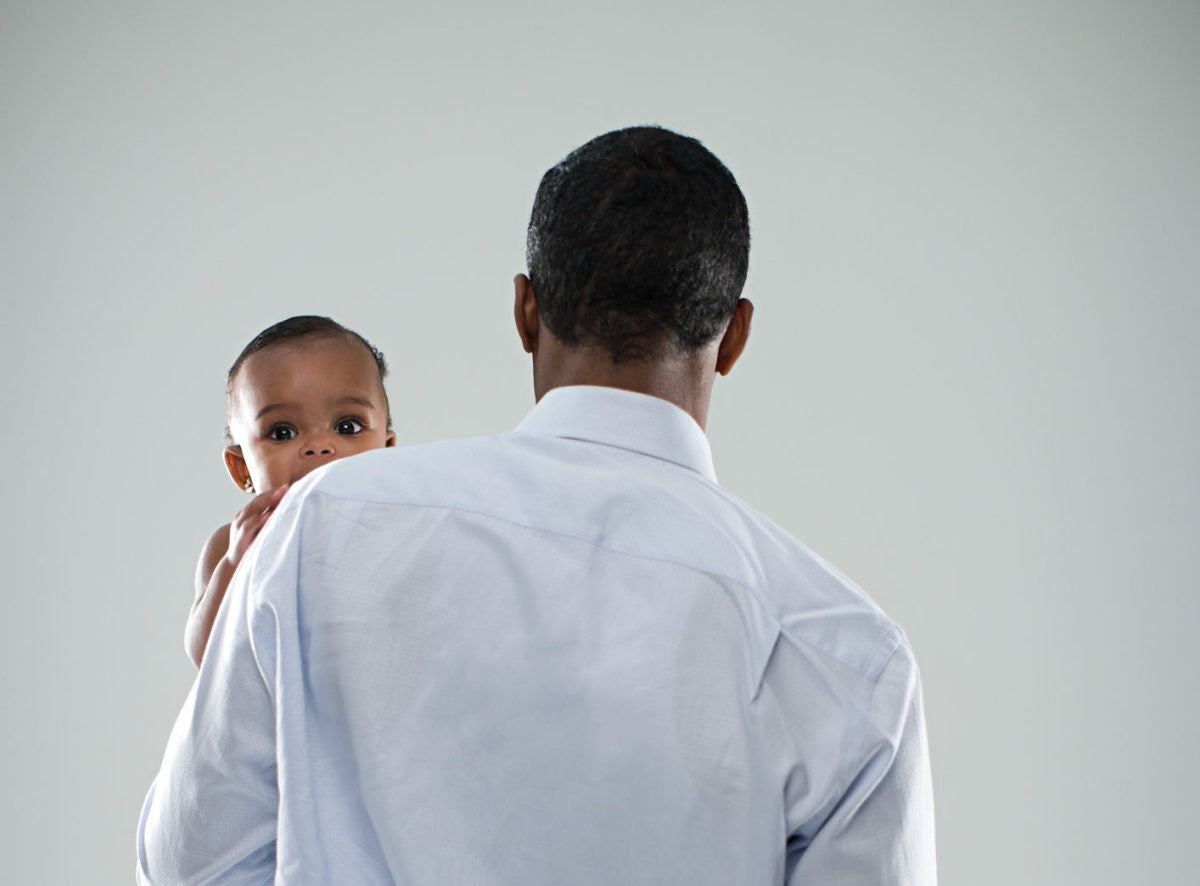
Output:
[243, 477, 254, 492]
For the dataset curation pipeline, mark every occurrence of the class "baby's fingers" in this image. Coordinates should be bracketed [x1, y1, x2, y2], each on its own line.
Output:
[236, 484, 291, 522]
[227, 484, 292, 562]
[230, 485, 291, 541]
[254, 483, 291, 511]
[253, 484, 291, 527]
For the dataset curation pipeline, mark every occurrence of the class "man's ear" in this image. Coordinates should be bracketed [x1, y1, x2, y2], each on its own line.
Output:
[224, 445, 253, 492]
[514, 273, 539, 354]
[715, 298, 754, 376]
[384, 431, 397, 448]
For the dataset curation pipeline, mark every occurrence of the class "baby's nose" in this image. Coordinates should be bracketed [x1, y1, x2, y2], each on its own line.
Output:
[302, 435, 336, 457]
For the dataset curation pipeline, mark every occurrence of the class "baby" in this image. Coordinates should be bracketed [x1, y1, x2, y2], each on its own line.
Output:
[186, 315, 396, 666]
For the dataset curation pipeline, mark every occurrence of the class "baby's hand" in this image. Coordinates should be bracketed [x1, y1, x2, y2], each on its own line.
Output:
[225, 484, 291, 569]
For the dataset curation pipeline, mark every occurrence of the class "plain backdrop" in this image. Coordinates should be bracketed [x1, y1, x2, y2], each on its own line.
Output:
[2, 1, 1197, 883]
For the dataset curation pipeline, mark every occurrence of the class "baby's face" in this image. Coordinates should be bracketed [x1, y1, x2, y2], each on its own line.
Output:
[226, 335, 395, 492]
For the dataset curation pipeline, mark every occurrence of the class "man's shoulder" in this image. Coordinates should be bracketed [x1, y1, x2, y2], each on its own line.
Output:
[698, 487, 904, 682]
[299, 431, 902, 679]
[304, 433, 511, 502]
[292, 431, 589, 534]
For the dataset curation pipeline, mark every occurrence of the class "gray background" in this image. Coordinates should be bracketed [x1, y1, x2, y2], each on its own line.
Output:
[2, 1, 1197, 883]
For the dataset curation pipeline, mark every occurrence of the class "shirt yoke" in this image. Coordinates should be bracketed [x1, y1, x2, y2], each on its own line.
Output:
[297, 433, 903, 687]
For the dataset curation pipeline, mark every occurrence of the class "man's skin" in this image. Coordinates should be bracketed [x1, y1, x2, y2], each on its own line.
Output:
[513, 273, 754, 428]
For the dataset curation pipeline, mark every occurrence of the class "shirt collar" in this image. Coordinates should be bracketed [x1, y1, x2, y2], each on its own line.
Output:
[514, 385, 718, 482]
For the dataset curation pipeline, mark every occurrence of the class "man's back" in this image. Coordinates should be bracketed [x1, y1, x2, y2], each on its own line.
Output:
[139, 386, 933, 884]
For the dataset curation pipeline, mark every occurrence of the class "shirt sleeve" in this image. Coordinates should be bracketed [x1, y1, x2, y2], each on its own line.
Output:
[786, 641, 938, 885]
[136, 499, 302, 885]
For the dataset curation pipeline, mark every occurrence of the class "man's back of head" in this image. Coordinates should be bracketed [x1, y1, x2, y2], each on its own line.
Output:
[516, 126, 755, 428]
[525, 125, 750, 364]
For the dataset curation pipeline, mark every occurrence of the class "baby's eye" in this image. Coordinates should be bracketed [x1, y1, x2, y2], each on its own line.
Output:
[335, 418, 365, 435]
[267, 425, 297, 441]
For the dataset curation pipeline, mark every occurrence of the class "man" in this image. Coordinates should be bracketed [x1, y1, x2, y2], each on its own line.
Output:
[137, 126, 936, 884]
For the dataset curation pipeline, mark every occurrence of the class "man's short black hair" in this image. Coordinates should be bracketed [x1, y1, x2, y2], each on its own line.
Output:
[225, 315, 391, 440]
[526, 126, 750, 363]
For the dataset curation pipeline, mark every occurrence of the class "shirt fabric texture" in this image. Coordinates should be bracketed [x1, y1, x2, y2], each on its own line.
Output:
[137, 385, 936, 885]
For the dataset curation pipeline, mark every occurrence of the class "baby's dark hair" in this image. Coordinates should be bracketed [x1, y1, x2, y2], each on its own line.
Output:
[225, 315, 391, 443]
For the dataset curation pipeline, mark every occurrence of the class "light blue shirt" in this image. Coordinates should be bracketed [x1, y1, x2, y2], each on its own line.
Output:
[137, 385, 936, 884]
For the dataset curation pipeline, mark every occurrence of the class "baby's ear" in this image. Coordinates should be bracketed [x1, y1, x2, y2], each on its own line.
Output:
[224, 445, 253, 492]
[385, 431, 397, 448]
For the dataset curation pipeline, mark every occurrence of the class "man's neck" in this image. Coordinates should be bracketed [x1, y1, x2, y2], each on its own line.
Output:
[532, 340, 719, 431]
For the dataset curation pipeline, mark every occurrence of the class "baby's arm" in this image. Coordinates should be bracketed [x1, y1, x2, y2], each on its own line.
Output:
[185, 485, 290, 668]
[186, 524, 232, 668]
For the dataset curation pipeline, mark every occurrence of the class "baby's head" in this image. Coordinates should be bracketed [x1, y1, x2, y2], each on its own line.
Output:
[223, 316, 396, 493]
